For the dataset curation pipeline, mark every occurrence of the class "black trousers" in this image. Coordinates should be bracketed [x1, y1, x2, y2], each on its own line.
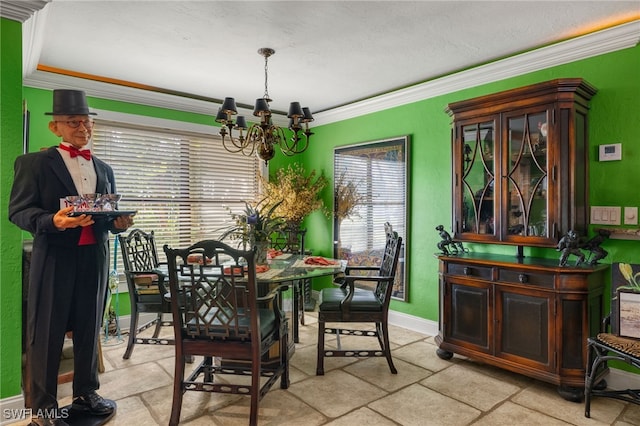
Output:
[27, 243, 107, 411]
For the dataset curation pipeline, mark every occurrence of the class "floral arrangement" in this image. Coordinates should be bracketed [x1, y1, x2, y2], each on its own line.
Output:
[334, 170, 366, 222]
[261, 163, 328, 227]
[218, 198, 285, 248]
[618, 263, 640, 292]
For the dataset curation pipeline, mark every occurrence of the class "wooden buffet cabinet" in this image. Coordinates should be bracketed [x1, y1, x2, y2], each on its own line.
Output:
[435, 253, 607, 400]
[436, 79, 608, 401]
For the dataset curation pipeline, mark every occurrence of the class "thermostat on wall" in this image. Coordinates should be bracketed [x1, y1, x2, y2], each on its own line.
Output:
[599, 143, 622, 161]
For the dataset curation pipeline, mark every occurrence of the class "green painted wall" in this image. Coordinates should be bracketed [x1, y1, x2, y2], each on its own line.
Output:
[1, 18, 25, 399]
[2, 27, 639, 399]
[286, 44, 640, 320]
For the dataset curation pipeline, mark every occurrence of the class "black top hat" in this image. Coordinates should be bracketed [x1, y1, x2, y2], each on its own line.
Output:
[44, 89, 97, 116]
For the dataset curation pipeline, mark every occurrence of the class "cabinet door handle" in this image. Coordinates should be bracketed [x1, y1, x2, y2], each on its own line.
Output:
[518, 274, 528, 283]
[463, 267, 471, 276]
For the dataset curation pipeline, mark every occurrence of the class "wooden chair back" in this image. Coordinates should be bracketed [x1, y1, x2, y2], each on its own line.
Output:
[163, 239, 289, 425]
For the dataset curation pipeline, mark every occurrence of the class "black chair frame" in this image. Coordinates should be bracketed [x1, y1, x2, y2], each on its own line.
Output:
[119, 229, 173, 359]
[584, 314, 640, 417]
[316, 224, 402, 376]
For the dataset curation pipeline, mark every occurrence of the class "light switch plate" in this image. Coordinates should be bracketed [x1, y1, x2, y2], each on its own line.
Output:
[591, 206, 621, 225]
[624, 207, 638, 225]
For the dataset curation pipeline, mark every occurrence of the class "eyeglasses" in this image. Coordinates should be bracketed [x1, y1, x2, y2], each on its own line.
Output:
[55, 120, 95, 129]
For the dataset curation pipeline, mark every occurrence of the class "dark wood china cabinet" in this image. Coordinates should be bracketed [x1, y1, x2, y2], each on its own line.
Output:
[448, 78, 596, 247]
[436, 79, 608, 401]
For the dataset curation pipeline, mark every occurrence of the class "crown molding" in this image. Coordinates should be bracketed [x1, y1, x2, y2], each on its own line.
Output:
[0, 0, 48, 23]
[313, 20, 640, 126]
[21, 19, 639, 127]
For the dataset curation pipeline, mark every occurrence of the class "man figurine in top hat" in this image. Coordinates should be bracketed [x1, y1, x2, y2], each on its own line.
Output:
[9, 89, 134, 426]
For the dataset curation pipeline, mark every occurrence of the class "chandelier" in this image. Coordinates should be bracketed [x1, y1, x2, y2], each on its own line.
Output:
[216, 48, 314, 163]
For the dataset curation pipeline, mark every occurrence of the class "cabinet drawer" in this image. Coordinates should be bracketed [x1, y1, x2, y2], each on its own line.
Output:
[447, 263, 493, 280]
[498, 269, 555, 288]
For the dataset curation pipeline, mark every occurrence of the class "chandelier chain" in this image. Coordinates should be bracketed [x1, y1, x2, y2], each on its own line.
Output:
[263, 54, 270, 101]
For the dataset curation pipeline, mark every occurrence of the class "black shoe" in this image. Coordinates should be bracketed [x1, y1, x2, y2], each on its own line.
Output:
[71, 392, 115, 416]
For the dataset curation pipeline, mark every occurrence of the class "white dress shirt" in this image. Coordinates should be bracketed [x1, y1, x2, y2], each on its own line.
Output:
[58, 143, 97, 195]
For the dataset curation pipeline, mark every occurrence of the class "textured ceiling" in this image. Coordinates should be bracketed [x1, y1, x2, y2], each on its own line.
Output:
[18, 1, 640, 115]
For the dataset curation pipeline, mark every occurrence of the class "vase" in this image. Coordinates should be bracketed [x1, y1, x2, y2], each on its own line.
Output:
[255, 241, 269, 265]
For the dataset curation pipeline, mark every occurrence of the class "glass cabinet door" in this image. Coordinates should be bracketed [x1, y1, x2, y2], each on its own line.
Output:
[459, 121, 496, 236]
[504, 109, 549, 240]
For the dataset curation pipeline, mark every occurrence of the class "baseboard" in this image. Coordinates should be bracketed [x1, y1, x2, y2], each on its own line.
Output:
[388, 308, 439, 336]
[607, 367, 640, 390]
[0, 394, 28, 425]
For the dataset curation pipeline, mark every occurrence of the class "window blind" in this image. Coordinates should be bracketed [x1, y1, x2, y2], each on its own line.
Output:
[92, 120, 260, 266]
[334, 151, 406, 254]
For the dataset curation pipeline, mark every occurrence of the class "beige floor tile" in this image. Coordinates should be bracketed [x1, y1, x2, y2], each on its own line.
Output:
[20, 310, 630, 426]
[143, 382, 243, 425]
[104, 395, 156, 425]
[619, 403, 640, 425]
[103, 339, 175, 369]
[344, 356, 433, 392]
[369, 383, 480, 426]
[454, 358, 535, 389]
[287, 363, 311, 385]
[421, 364, 521, 411]
[98, 361, 173, 401]
[387, 324, 430, 346]
[323, 407, 398, 425]
[287, 369, 388, 418]
[393, 340, 458, 372]
[294, 322, 320, 348]
[512, 381, 626, 426]
[291, 343, 357, 376]
[471, 401, 572, 425]
[181, 415, 224, 425]
[209, 389, 326, 426]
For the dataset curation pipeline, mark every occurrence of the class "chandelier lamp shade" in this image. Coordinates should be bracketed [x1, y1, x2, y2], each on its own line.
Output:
[216, 48, 314, 163]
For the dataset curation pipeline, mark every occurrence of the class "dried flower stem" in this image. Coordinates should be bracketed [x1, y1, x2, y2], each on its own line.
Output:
[261, 162, 328, 226]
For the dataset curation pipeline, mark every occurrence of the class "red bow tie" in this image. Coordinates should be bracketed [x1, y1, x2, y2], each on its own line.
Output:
[59, 144, 91, 161]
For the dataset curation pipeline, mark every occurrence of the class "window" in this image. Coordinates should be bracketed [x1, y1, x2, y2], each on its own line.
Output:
[92, 118, 260, 267]
[333, 136, 409, 301]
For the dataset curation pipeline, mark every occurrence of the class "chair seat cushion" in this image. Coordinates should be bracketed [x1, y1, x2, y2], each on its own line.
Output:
[133, 273, 159, 286]
[319, 287, 382, 312]
[186, 308, 276, 339]
[596, 333, 640, 358]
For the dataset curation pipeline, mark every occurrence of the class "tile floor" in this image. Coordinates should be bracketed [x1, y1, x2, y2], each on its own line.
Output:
[13, 312, 640, 425]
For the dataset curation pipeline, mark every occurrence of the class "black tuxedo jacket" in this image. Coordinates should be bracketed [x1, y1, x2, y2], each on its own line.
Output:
[9, 146, 121, 342]
[9, 146, 119, 245]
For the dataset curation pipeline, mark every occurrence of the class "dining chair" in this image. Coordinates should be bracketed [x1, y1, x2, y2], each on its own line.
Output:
[271, 227, 308, 342]
[163, 239, 289, 426]
[316, 223, 402, 375]
[119, 228, 172, 359]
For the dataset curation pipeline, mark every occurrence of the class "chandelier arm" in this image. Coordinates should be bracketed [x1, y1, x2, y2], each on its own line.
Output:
[221, 125, 251, 152]
[245, 124, 269, 157]
[279, 129, 310, 155]
[222, 135, 250, 154]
